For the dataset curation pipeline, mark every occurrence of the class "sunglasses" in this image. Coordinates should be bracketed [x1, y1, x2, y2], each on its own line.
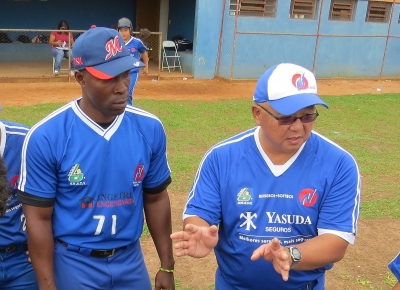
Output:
[257, 104, 319, 125]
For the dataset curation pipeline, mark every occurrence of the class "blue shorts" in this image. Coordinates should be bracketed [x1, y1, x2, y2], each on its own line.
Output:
[128, 72, 139, 106]
[54, 239, 151, 290]
[0, 244, 38, 290]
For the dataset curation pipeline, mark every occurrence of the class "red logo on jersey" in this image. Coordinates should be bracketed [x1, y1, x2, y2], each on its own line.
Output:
[292, 73, 309, 90]
[133, 164, 144, 181]
[80, 196, 94, 209]
[298, 188, 317, 207]
[10, 174, 20, 189]
[73, 57, 84, 66]
[105, 36, 123, 60]
[130, 48, 136, 53]
[134, 165, 145, 182]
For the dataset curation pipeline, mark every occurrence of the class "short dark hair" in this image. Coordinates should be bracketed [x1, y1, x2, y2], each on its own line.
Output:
[0, 156, 10, 218]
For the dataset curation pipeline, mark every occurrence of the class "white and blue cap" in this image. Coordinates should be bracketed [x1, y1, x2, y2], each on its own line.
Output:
[253, 63, 329, 115]
[72, 26, 144, 80]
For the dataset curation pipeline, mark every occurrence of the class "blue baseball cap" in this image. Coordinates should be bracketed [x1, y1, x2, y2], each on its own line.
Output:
[72, 26, 144, 80]
[253, 63, 328, 115]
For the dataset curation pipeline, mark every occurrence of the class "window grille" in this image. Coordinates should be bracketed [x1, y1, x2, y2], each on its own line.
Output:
[366, 1, 391, 23]
[229, 0, 277, 17]
[329, 0, 357, 21]
[290, 0, 319, 20]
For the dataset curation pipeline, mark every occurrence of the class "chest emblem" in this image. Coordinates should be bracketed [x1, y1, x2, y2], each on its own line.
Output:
[68, 163, 86, 186]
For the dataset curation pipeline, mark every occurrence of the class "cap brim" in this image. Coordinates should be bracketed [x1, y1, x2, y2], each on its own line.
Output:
[86, 55, 145, 80]
[389, 256, 400, 280]
[268, 93, 329, 115]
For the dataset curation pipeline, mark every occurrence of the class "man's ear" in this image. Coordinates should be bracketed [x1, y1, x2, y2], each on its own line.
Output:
[75, 70, 85, 86]
[252, 104, 262, 126]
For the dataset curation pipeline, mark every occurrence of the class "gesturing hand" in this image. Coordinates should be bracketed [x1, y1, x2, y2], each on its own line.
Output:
[251, 237, 291, 281]
[170, 224, 218, 258]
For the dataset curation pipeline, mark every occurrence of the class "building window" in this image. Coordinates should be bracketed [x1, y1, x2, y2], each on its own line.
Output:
[290, 0, 319, 20]
[366, 1, 392, 23]
[329, 0, 357, 21]
[229, 0, 277, 17]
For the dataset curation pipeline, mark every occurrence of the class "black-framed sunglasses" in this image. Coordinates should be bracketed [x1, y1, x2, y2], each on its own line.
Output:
[257, 104, 319, 125]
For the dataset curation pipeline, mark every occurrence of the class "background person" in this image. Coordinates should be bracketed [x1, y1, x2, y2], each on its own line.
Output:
[117, 17, 149, 106]
[49, 20, 75, 76]
[18, 26, 174, 290]
[171, 63, 361, 290]
[389, 252, 400, 290]
[0, 120, 38, 290]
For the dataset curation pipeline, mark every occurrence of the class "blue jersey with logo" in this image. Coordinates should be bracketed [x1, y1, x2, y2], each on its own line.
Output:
[183, 126, 361, 290]
[0, 120, 29, 247]
[125, 36, 147, 74]
[18, 100, 171, 249]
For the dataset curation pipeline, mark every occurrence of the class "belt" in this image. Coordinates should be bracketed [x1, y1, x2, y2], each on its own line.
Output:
[56, 239, 127, 258]
[0, 243, 28, 253]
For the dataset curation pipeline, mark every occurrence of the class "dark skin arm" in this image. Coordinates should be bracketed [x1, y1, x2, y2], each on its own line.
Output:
[143, 189, 175, 290]
[22, 204, 56, 290]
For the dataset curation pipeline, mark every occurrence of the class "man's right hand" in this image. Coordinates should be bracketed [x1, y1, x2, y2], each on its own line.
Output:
[170, 224, 218, 258]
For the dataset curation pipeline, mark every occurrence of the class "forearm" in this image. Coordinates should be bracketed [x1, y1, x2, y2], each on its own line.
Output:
[292, 233, 349, 271]
[143, 52, 149, 67]
[183, 216, 210, 229]
[144, 191, 175, 269]
[394, 282, 400, 290]
[23, 205, 56, 289]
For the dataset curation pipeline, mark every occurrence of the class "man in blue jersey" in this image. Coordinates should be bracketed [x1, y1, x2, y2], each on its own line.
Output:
[389, 252, 400, 290]
[117, 17, 149, 106]
[18, 26, 175, 290]
[171, 63, 361, 290]
[0, 120, 39, 290]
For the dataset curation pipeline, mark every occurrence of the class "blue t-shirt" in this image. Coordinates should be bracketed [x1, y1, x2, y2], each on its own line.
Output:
[18, 100, 171, 249]
[0, 120, 29, 247]
[183, 126, 361, 290]
[389, 252, 400, 281]
[125, 36, 148, 74]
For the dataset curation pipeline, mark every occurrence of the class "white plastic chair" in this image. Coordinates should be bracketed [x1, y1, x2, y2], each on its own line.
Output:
[52, 55, 70, 75]
[161, 40, 182, 73]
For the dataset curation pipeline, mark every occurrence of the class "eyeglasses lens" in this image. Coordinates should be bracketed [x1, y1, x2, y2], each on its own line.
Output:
[277, 113, 318, 125]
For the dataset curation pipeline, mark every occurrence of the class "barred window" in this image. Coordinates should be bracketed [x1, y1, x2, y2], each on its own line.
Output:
[366, 1, 392, 23]
[290, 0, 319, 20]
[329, 0, 357, 21]
[229, 0, 277, 17]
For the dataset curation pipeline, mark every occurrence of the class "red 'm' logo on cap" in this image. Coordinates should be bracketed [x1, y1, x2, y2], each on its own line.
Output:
[74, 57, 83, 66]
[105, 36, 123, 60]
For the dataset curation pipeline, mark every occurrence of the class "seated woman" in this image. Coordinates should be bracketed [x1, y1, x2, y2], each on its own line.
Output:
[49, 20, 75, 76]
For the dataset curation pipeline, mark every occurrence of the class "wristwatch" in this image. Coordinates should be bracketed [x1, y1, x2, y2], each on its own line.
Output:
[288, 246, 302, 269]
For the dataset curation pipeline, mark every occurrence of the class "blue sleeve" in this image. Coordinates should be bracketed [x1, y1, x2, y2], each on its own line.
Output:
[317, 153, 361, 234]
[389, 253, 400, 281]
[138, 41, 148, 53]
[184, 149, 222, 226]
[142, 121, 171, 189]
[18, 128, 58, 198]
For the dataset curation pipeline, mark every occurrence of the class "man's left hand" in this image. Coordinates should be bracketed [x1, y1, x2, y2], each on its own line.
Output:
[250, 237, 291, 281]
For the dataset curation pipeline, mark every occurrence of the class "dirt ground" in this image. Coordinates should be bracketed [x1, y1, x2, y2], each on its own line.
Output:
[1, 78, 399, 289]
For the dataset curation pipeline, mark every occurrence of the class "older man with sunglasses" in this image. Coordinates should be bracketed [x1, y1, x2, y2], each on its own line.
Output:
[171, 63, 361, 290]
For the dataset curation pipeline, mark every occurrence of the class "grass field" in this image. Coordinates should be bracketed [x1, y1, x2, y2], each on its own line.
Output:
[1, 93, 399, 289]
